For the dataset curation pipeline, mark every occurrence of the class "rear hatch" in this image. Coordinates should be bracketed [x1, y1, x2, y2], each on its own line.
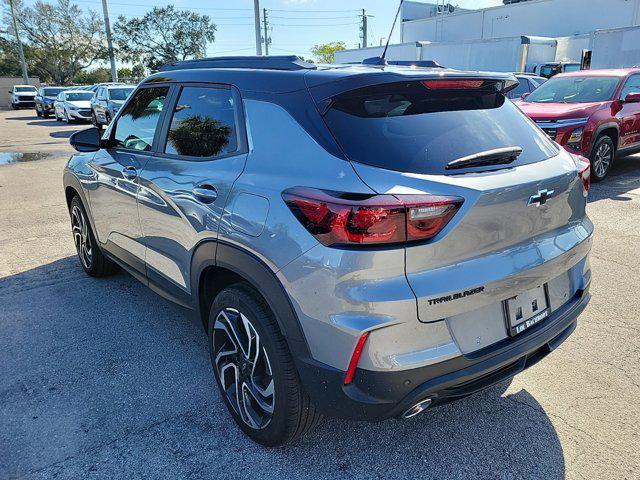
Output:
[315, 73, 592, 348]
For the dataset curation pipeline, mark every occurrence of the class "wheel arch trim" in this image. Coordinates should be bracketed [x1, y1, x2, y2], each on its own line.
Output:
[591, 122, 620, 153]
[191, 240, 312, 362]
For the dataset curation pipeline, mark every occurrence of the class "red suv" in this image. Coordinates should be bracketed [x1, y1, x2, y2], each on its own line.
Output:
[516, 69, 640, 181]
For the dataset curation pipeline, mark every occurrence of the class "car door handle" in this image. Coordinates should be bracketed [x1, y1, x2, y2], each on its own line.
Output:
[192, 185, 218, 204]
[122, 166, 138, 180]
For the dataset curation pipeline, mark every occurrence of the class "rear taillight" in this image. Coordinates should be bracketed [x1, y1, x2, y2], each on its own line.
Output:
[422, 80, 485, 89]
[282, 187, 463, 247]
[576, 156, 590, 196]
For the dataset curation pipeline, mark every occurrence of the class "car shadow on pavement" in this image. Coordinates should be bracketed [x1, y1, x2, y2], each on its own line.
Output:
[589, 154, 640, 203]
[49, 130, 77, 139]
[25, 119, 67, 128]
[0, 256, 565, 480]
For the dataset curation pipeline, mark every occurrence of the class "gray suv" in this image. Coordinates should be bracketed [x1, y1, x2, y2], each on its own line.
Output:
[63, 56, 593, 446]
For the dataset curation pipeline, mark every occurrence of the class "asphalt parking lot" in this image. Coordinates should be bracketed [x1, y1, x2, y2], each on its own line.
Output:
[1, 108, 639, 480]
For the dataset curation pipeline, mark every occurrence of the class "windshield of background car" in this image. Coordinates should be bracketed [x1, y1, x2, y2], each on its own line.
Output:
[323, 80, 558, 175]
[66, 92, 93, 101]
[43, 88, 65, 97]
[525, 76, 620, 103]
[563, 64, 582, 73]
[108, 88, 134, 101]
[15, 86, 36, 92]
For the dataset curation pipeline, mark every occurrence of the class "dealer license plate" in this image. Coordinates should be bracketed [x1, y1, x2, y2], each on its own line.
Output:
[505, 285, 550, 336]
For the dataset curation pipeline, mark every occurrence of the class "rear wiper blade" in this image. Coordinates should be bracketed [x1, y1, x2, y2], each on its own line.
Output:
[446, 146, 523, 170]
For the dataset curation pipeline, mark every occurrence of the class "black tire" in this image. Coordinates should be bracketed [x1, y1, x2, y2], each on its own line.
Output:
[10, 102, 17, 110]
[36, 107, 42, 117]
[208, 283, 322, 446]
[69, 196, 119, 277]
[589, 135, 615, 182]
[91, 111, 100, 128]
[42, 111, 49, 119]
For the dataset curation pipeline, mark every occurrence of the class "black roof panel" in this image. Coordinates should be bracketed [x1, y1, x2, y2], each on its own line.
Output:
[144, 56, 517, 95]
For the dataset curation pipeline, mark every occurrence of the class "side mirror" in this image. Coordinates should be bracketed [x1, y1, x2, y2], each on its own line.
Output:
[70, 127, 102, 152]
[521, 92, 530, 101]
[624, 92, 640, 103]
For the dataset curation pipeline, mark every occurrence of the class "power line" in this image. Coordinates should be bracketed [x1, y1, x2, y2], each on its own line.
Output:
[270, 22, 360, 27]
[268, 15, 360, 20]
[268, 9, 361, 13]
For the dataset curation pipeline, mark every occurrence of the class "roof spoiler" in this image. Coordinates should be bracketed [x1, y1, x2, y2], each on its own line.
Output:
[360, 57, 444, 68]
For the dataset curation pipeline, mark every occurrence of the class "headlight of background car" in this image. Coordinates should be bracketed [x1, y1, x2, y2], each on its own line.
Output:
[568, 127, 583, 148]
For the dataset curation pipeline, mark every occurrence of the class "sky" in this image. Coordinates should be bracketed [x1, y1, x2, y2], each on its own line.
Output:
[20, 0, 503, 61]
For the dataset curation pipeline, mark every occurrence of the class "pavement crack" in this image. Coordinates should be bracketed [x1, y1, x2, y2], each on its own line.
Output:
[18, 409, 197, 479]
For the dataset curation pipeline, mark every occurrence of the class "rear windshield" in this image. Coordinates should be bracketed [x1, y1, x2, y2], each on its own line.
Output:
[323, 81, 558, 175]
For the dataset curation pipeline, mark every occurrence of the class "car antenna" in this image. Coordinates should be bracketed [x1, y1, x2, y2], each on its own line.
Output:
[362, 0, 404, 66]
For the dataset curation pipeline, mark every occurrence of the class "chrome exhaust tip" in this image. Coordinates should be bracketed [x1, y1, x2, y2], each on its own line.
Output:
[401, 398, 432, 419]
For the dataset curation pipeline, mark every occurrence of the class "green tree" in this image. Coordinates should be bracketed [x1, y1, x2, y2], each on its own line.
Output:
[310, 41, 346, 64]
[0, 36, 23, 77]
[73, 66, 110, 84]
[3, 0, 106, 84]
[114, 5, 216, 72]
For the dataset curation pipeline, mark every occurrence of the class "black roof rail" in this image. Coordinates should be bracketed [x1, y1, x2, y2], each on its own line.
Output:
[159, 55, 317, 72]
[356, 57, 444, 68]
[386, 60, 444, 68]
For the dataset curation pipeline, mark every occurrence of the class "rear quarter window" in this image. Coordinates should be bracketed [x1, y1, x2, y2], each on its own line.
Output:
[323, 80, 558, 175]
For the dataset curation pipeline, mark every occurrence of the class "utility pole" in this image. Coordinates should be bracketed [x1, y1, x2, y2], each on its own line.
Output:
[101, 0, 118, 82]
[263, 8, 270, 55]
[253, 0, 262, 56]
[8, 0, 28, 84]
[361, 9, 368, 48]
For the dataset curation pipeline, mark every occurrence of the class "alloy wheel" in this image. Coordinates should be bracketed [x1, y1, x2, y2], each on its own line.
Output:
[71, 205, 93, 269]
[593, 142, 612, 178]
[213, 307, 275, 430]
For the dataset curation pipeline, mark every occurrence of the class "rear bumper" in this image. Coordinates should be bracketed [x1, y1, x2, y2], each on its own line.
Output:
[298, 286, 589, 421]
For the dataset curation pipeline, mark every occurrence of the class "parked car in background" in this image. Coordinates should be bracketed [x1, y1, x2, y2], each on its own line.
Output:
[8, 85, 37, 109]
[53, 90, 94, 123]
[34, 86, 68, 118]
[88, 82, 126, 93]
[507, 73, 547, 100]
[91, 85, 135, 128]
[531, 62, 582, 78]
[517, 68, 640, 181]
[64, 56, 592, 446]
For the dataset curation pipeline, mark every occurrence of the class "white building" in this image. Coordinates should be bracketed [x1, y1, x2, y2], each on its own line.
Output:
[335, 0, 640, 71]
[401, 0, 640, 43]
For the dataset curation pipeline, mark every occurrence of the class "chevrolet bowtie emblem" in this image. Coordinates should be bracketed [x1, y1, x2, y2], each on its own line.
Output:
[528, 189, 555, 206]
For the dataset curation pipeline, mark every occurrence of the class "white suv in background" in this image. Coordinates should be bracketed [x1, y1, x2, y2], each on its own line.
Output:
[9, 85, 37, 109]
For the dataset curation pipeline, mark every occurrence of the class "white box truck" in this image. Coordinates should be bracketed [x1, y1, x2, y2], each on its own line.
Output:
[590, 26, 640, 69]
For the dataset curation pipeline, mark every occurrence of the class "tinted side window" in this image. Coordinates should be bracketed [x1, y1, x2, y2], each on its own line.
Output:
[164, 86, 238, 158]
[113, 86, 168, 151]
[620, 75, 640, 98]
